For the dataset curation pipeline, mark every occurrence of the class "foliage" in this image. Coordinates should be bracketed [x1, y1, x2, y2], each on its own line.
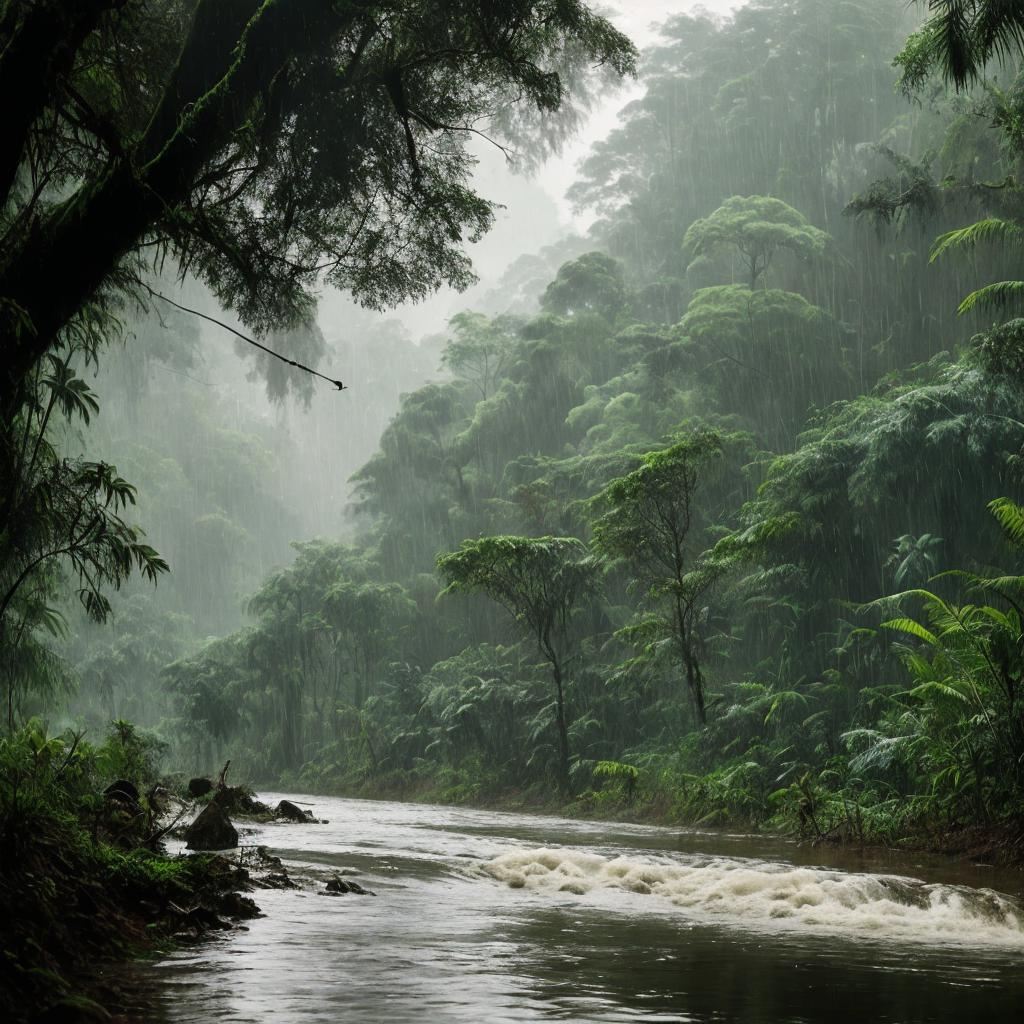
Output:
[20, 0, 1024, 856]
[678, 285, 843, 444]
[682, 196, 831, 290]
[541, 252, 627, 318]
[896, 0, 1024, 92]
[590, 430, 743, 722]
[0, 719, 237, 1022]
[438, 536, 599, 789]
[0, 0, 637, 418]
[440, 312, 518, 401]
[0, 340, 167, 727]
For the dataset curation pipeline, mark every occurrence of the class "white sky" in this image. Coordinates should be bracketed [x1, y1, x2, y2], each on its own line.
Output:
[537, 0, 739, 229]
[320, 0, 740, 339]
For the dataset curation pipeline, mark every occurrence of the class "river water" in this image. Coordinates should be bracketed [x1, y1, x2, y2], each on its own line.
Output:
[141, 793, 1024, 1023]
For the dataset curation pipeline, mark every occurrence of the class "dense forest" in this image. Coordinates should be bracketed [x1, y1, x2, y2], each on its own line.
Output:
[99, 0, 1024, 845]
[7, 0, 1024, 1018]
[8, 0, 1024, 842]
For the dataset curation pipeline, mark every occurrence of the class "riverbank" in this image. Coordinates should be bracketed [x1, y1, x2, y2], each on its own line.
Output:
[2, 839, 258, 1023]
[0, 724, 263, 1024]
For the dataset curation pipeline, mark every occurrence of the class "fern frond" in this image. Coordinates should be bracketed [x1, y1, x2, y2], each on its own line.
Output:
[957, 280, 1024, 315]
[930, 218, 1022, 263]
[906, 680, 970, 704]
[881, 617, 938, 645]
[988, 496, 1024, 547]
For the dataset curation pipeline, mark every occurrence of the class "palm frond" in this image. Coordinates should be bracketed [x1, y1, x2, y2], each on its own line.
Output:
[881, 617, 938, 645]
[988, 496, 1024, 547]
[957, 280, 1024, 315]
[930, 218, 1022, 263]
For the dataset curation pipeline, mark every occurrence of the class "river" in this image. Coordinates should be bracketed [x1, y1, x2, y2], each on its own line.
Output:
[140, 793, 1024, 1023]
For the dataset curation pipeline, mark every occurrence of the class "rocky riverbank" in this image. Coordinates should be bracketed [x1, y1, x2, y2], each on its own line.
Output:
[0, 728, 338, 1024]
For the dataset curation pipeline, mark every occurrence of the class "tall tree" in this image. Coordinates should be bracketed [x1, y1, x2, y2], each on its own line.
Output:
[440, 312, 518, 402]
[0, 0, 635, 417]
[437, 535, 597, 790]
[590, 431, 735, 724]
[682, 196, 831, 290]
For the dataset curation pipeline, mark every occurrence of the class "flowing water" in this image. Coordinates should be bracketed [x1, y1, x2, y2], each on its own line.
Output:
[140, 794, 1024, 1023]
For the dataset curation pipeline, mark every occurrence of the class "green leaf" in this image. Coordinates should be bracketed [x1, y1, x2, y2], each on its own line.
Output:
[929, 218, 1022, 263]
[881, 617, 938, 645]
[957, 280, 1024, 315]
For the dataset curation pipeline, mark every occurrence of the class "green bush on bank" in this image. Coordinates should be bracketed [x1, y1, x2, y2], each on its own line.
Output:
[0, 720, 236, 1023]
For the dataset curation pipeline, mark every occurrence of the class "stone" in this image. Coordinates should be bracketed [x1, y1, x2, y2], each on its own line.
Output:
[104, 779, 139, 803]
[325, 876, 376, 896]
[185, 801, 238, 851]
[260, 872, 298, 890]
[187, 777, 213, 798]
[215, 786, 271, 816]
[218, 891, 261, 919]
[275, 799, 316, 823]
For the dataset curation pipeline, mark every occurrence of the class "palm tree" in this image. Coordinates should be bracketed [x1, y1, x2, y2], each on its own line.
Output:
[900, 2, 1024, 91]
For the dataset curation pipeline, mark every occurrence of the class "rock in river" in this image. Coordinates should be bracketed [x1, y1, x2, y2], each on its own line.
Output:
[185, 801, 238, 851]
[325, 877, 376, 896]
[275, 799, 317, 823]
[187, 776, 214, 798]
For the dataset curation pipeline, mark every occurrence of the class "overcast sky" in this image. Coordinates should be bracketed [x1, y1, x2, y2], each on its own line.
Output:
[320, 1, 741, 339]
[536, 1, 739, 227]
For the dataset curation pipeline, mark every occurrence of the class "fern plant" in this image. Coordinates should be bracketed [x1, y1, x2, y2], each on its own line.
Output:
[930, 215, 1024, 317]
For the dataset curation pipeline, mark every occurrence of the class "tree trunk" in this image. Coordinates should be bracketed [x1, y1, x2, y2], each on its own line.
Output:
[0, 0, 124, 207]
[0, 0, 362, 418]
[550, 656, 571, 793]
[676, 599, 706, 725]
[683, 647, 707, 725]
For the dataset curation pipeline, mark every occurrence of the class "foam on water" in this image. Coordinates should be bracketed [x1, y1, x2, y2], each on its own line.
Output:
[482, 847, 1024, 946]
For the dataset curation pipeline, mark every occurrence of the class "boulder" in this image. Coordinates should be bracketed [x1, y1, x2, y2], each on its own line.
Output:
[148, 784, 171, 813]
[218, 891, 261, 919]
[260, 871, 298, 890]
[187, 776, 214, 798]
[104, 779, 140, 803]
[325, 877, 376, 896]
[275, 799, 316, 823]
[185, 801, 238, 851]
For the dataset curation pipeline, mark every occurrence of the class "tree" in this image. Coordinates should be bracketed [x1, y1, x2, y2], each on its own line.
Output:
[0, 0, 635, 418]
[321, 578, 417, 708]
[351, 382, 472, 573]
[682, 196, 830, 290]
[437, 535, 597, 790]
[896, 0, 1024, 92]
[540, 251, 627, 318]
[678, 285, 840, 444]
[0, 346, 167, 726]
[440, 312, 518, 402]
[590, 431, 735, 723]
